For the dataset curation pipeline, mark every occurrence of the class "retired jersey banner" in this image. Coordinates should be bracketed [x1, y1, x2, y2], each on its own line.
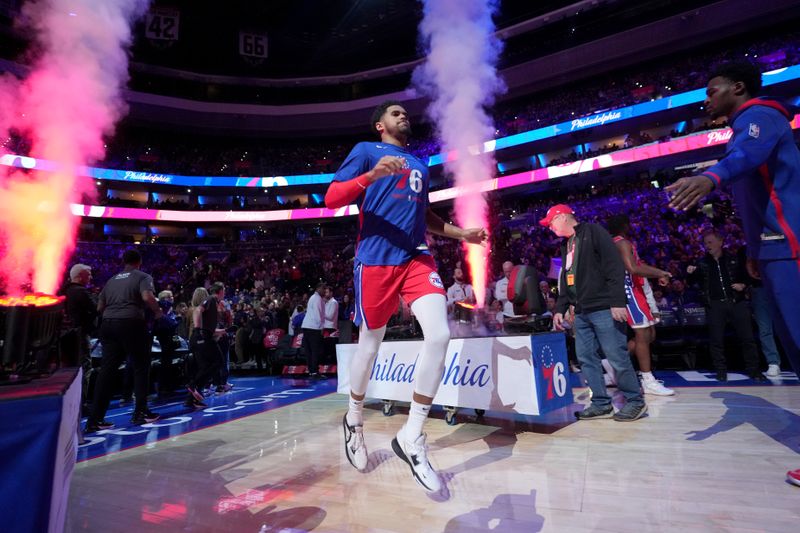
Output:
[145, 8, 180, 41]
[336, 334, 572, 416]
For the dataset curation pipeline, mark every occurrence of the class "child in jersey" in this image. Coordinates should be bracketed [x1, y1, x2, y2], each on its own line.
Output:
[607, 215, 674, 396]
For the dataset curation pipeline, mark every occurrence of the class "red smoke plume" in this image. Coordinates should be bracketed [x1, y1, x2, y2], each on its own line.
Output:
[0, 0, 149, 295]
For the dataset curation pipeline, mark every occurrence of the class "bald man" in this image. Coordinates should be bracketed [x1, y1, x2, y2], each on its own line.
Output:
[494, 261, 515, 318]
[446, 267, 475, 317]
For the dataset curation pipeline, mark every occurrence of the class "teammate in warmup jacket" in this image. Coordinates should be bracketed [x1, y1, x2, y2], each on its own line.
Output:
[666, 61, 800, 486]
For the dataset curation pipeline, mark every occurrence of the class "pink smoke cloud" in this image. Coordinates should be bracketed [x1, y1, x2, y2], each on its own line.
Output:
[0, 0, 149, 295]
[414, 0, 504, 307]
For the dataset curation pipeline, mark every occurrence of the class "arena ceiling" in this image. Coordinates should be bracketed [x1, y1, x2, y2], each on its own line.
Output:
[0, 0, 735, 85]
[130, 0, 573, 77]
[127, 0, 718, 79]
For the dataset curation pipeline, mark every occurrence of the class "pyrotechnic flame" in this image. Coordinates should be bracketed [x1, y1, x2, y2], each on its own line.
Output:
[0, 292, 63, 307]
[415, 0, 504, 307]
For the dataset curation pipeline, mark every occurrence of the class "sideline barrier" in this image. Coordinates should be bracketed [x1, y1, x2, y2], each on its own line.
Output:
[0, 368, 81, 533]
[336, 333, 572, 416]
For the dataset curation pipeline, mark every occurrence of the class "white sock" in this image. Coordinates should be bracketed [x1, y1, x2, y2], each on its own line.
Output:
[402, 400, 431, 442]
[641, 371, 655, 381]
[346, 396, 364, 426]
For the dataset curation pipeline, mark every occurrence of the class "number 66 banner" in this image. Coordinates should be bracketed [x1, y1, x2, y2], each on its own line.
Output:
[336, 333, 573, 416]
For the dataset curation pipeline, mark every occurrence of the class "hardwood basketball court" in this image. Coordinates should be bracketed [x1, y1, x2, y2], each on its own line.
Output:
[67, 376, 800, 532]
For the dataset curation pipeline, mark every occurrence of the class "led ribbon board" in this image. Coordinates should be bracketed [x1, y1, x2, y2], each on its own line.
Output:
[71, 121, 800, 222]
[4, 64, 798, 187]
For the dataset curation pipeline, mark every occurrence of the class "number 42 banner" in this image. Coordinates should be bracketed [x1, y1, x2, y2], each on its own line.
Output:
[145, 8, 180, 41]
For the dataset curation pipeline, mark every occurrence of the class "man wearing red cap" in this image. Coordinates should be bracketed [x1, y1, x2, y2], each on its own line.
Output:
[541, 204, 647, 421]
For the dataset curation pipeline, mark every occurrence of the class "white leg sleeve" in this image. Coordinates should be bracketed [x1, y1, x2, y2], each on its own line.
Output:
[410, 293, 451, 398]
[349, 323, 386, 396]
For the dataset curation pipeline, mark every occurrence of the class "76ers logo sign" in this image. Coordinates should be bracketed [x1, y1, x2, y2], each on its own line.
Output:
[531, 333, 573, 410]
[429, 272, 444, 289]
[538, 345, 566, 400]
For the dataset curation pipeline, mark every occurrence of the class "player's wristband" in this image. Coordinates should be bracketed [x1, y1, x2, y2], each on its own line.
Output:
[355, 174, 370, 189]
[324, 173, 372, 209]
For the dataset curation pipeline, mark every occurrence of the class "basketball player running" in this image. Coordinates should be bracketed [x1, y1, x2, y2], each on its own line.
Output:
[607, 215, 675, 396]
[325, 101, 487, 492]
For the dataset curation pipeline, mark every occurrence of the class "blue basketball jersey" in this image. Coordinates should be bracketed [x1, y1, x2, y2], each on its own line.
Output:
[333, 141, 430, 266]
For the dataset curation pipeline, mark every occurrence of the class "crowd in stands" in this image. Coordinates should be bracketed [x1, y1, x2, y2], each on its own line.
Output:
[88, 31, 800, 175]
[90, 118, 737, 219]
[545, 120, 729, 168]
[492, 32, 800, 138]
[429, 170, 743, 308]
[99, 136, 353, 179]
[65, 169, 745, 349]
[4, 33, 790, 181]
[19, 30, 796, 381]
[70, 242, 192, 297]
[99, 194, 317, 211]
[91, 113, 737, 214]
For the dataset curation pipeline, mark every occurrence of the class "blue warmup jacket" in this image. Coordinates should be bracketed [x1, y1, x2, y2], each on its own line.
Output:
[702, 97, 800, 261]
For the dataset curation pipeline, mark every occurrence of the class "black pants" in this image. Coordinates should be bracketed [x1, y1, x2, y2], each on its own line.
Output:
[301, 328, 324, 374]
[90, 318, 150, 422]
[214, 334, 230, 387]
[323, 328, 338, 363]
[155, 332, 175, 394]
[250, 341, 266, 370]
[708, 300, 760, 374]
[188, 330, 221, 390]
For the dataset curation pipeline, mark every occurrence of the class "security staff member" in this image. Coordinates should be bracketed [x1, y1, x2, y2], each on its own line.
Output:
[85, 249, 163, 432]
[687, 229, 764, 382]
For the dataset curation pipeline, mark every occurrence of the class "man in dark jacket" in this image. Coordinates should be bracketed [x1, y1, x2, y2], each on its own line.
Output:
[63, 264, 97, 360]
[666, 61, 800, 486]
[62, 264, 97, 414]
[542, 204, 646, 422]
[686, 229, 764, 382]
[154, 290, 179, 395]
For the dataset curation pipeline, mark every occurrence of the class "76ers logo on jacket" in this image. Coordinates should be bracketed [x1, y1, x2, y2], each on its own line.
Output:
[428, 272, 444, 289]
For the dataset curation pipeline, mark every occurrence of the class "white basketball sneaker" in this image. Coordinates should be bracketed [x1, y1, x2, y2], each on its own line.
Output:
[391, 430, 441, 493]
[342, 414, 368, 471]
[766, 364, 781, 378]
[642, 375, 675, 396]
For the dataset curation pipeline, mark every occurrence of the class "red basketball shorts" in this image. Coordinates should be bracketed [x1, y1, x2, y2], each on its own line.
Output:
[353, 254, 446, 329]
